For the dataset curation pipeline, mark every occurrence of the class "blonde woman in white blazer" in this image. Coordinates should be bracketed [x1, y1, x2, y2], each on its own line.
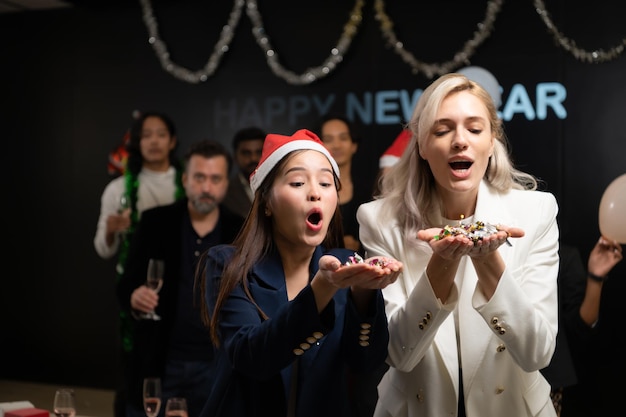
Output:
[358, 73, 559, 417]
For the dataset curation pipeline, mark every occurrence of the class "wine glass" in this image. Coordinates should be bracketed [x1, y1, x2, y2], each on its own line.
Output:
[53, 388, 76, 417]
[119, 194, 130, 213]
[143, 377, 162, 417]
[118, 194, 131, 238]
[141, 258, 164, 320]
[165, 397, 188, 417]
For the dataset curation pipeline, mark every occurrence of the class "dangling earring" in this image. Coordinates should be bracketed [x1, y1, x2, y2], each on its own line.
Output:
[264, 207, 271, 217]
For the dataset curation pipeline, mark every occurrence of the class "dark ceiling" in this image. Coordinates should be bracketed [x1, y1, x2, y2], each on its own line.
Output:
[0, 0, 73, 14]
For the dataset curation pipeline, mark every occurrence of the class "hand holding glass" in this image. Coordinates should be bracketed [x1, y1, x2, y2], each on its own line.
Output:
[53, 389, 76, 417]
[141, 259, 164, 320]
[165, 397, 188, 417]
[119, 194, 130, 213]
[143, 378, 162, 417]
[117, 194, 131, 236]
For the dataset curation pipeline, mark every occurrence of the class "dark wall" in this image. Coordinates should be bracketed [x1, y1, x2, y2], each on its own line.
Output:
[1, 0, 624, 393]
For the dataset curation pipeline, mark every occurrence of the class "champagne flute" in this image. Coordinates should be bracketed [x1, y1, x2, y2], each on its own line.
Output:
[143, 377, 162, 417]
[141, 258, 164, 320]
[119, 194, 130, 213]
[165, 397, 188, 417]
[53, 388, 76, 417]
[118, 194, 131, 238]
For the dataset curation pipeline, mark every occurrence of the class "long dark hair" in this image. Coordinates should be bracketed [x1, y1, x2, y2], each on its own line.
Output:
[126, 111, 182, 174]
[200, 150, 344, 346]
[316, 113, 360, 144]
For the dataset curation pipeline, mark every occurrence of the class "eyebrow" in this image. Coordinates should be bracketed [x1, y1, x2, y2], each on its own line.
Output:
[434, 116, 486, 124]
[284, 166, 334, 175]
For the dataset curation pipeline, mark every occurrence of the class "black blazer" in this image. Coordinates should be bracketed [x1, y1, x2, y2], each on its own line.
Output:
[116, 199, 244, 407]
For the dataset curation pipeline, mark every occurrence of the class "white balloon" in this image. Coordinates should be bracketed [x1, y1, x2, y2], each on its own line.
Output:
[458, 66, 502, 108]
[598, 173, 626, 244]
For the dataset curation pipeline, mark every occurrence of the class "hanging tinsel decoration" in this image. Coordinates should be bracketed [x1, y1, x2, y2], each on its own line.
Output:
[139, 0, 245, 84]
[374, 0, 503, 79]
[139, 0, 625, 85]
[245, 0, 365, 85]
[533, 0, 625, 63]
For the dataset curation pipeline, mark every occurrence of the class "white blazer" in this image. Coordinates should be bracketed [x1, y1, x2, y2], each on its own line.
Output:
[357, 181, 559, 417]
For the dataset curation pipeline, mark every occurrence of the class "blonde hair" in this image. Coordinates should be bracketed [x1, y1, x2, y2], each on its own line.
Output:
[378, 73, 537, 246]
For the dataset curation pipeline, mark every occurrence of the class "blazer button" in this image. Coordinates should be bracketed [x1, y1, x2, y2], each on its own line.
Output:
[496, 344, 506, 352]
[491, 317, 499, 324]
[360, 323, 372, 330]
[359, 340, 370, 347]
[300, 343, 311, 350]
[293, 348, 304, 356]
[312, 331, 324, 339]
[306, 336, 317, 344]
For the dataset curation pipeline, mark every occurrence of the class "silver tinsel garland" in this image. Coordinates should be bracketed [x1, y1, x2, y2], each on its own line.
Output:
[139, 0, 625, 85]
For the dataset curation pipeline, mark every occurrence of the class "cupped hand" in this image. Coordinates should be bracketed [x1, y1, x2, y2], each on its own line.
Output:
[318, 255, 402, 290]
[418, 227, 474, 260]
[467, 225, 524, 258]
[417, 225, 524, 259]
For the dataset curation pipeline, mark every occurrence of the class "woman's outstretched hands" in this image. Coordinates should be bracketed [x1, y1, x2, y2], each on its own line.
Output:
[318, 254, 403, 290]
[418, 224, 524, 260]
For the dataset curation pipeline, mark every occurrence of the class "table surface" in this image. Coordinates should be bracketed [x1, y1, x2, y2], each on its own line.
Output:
[0, 380, 114, 417]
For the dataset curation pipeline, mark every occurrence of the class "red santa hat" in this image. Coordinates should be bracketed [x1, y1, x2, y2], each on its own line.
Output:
[379, 129, 411, 169]
[249, 129, 340, 194]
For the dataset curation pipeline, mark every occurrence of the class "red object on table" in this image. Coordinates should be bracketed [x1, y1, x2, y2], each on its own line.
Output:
[5, 409, 49, 417]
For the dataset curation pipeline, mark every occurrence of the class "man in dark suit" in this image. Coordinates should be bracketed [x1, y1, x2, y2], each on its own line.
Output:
[223, 126, 266, 219]
[116, 139, 245, 417]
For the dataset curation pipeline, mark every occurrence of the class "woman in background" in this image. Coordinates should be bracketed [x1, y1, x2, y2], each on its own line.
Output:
[318, 114, 373, 252]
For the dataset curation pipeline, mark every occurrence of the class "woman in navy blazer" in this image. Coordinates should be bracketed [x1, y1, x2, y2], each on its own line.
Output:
[198, 129, 402, 417]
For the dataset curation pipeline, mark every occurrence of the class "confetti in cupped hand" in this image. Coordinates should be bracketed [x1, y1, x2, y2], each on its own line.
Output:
[434, 221, 500, 243]
[345, 252, 365, 266]
[368, 258, 389, 268]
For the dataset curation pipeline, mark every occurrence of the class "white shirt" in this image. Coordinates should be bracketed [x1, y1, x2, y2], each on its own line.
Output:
[93, 167, 178, 259]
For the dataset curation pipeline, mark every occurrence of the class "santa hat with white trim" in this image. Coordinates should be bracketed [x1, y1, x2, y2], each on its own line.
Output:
[249, 129, 340, 194]
[379, 129, 411, 169]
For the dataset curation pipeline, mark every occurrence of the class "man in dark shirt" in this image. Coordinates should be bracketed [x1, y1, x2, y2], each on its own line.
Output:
[117, 139, 245, 417]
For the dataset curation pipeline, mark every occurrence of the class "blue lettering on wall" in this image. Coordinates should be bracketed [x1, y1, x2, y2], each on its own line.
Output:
[502, 84, 537, 120]
[536, 83, 567, 120]
[212, 83, 567, 130]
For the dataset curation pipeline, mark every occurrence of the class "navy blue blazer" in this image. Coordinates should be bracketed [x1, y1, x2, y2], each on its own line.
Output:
[200, 245, 389, 417]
